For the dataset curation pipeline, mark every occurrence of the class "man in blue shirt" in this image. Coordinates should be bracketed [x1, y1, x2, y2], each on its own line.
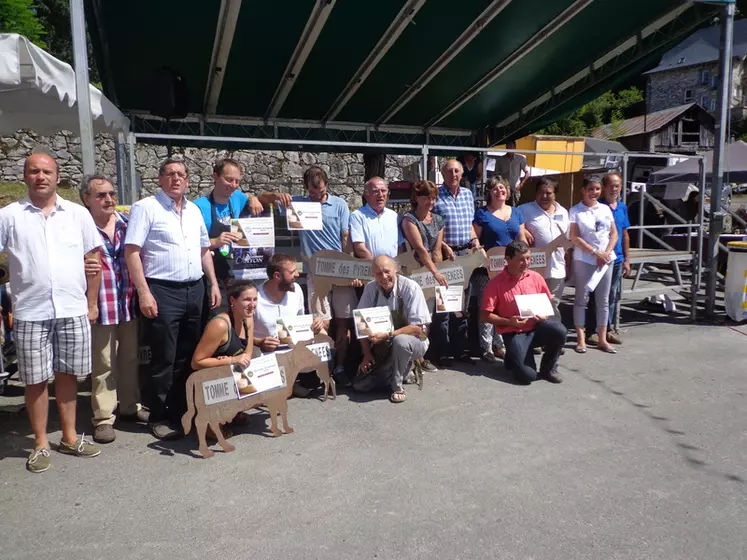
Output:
[258, 166, 358, 384]
[586, 171, 630, 345]
[349, 177, 403, 259]
[431, 159, 478, 367]
[193, 158, 263, 286]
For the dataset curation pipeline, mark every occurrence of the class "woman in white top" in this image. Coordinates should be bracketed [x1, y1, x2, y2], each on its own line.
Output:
[569, 178, 618, 354]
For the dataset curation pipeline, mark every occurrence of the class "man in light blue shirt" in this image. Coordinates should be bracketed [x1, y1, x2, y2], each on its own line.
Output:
[258, 166, 358, 385]
[349, 177, 403, 259]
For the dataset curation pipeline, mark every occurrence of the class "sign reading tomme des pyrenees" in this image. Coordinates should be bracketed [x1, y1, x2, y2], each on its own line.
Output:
[489, 252, 547, 272]
[409, 266, 465, 289]
[314, 258, 373, 280]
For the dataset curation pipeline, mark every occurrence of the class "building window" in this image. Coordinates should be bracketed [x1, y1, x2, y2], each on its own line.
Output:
[712, 74, 719, 88]
[701, 70, 711, 85]
[743, 94, 747, 106]
[677, 57, 686, 64]
[702, 95, 710, 109]
[711, 98, 717, 111]
[684, 89, 693, 103]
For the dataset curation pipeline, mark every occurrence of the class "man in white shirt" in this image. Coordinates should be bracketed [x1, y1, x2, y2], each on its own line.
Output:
[125, 158, 221, 440]
[520, 177, 570, 318]
[354, 256, 431, 404]
[0, 154, 103, 473]
[252, 253, 325, 397]
[349, 177, 402, 259]
[494, 141, 530, 206]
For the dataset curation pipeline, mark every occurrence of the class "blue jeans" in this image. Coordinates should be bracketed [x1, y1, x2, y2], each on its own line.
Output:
[502, 321, 568, 383]
[586, 260, 622, 333]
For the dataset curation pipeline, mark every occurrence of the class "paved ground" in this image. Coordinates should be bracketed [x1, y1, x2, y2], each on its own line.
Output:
[1, 296, 746, 560]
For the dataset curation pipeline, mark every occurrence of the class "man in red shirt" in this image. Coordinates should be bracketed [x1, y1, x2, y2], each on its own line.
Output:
[480, 240, 567, 384]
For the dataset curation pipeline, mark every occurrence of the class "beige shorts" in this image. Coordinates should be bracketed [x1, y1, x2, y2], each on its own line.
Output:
[306, 277, 358, 320]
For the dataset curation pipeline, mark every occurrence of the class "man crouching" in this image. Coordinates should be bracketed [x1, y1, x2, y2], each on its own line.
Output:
[354, 256, 431, 403]
[480, 240, 567, 385]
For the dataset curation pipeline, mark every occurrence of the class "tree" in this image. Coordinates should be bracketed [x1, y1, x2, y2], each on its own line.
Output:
[0, 0, 46, 47]
[540, 87, 644, 138]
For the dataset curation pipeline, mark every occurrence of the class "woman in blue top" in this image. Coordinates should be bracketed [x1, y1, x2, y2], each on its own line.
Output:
[472, 176, 527, 363]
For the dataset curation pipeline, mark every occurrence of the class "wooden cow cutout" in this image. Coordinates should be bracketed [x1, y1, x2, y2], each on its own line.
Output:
[404, 248, 488, 307]
[486, 236, 572, 279]
[182, 339, 324, 458]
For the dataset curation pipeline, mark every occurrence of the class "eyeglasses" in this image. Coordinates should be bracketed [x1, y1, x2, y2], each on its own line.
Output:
[95, 191, 117, 199]
[366, 189, 388, 196]
[162, 171, 187, 179]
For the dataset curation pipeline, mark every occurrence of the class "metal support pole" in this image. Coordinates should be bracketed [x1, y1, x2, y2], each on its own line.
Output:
[637, 183, 645, 249]
[693, 158, 707, 321]
[706, 1, 735, 316]
[621, 153, 629, 205]
[127, 133, 138, 205]
[420, 144, 429, 181]
[70, 0, 95, 175]
[114, 132, 126, 201]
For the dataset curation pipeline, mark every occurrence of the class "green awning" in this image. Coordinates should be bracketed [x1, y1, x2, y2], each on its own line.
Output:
[86, 0, 722, 152]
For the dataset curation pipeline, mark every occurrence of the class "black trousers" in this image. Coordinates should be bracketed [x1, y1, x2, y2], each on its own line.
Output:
[144, 279, 205, 424]
[502, 321, 567, 383]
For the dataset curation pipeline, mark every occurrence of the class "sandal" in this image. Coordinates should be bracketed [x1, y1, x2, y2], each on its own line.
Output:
[390, 391, 407, 404]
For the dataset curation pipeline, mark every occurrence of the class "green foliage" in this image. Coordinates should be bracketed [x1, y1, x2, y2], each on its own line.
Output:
[540, 87, 644, 137]
[0, 0, 46, 47]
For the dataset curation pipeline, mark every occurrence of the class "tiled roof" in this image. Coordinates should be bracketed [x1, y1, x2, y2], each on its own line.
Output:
[591, 104, 698, 140]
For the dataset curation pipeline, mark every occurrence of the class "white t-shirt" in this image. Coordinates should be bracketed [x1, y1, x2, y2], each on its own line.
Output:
[0, 196, 103, 321]
[569, 202, 616, 265]
[519, 201, 569, 279]
[253, 281, 305, 339]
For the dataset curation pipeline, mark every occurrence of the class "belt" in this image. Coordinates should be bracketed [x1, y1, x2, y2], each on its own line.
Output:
[146, 277, 202, 288]
[451, 243, 471, 252]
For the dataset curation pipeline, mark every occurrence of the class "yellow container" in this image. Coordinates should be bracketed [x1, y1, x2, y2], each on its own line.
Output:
[495, 135, 585, 173]
[725, 241, 747, 322]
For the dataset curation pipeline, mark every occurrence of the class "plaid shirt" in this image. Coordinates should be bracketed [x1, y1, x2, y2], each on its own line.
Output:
[433, 184, 475, 247]
[97, 212, 136, 325]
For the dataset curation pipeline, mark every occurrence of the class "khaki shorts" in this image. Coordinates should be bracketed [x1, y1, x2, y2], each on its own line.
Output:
[306, 276, 358, 320]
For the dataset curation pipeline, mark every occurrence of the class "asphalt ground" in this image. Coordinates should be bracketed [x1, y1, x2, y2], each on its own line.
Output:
[1, 289, 746, 560]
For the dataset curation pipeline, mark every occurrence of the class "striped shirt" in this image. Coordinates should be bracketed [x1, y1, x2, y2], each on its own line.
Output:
[433, 184, 474, 247]
[125, 190, 210, 282]
[96, 212, 136, 325]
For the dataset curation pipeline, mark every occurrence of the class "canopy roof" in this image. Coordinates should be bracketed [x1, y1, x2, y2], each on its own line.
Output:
[0, 33, 130, 136]
[650, 140, 747, 184]
[86, 0, 722, 152]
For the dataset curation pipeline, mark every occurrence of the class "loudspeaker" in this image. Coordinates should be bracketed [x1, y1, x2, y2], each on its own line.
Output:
[148, 67, 189, 120]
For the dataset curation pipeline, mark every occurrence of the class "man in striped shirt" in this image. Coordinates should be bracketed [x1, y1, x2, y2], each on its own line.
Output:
[431, 159, 478, 366]
[125, 158, 221, 440]
[81, 174, 146, 444]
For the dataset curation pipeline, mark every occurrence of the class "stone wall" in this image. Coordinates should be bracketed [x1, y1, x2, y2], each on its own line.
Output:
[0, 131, 422, 207]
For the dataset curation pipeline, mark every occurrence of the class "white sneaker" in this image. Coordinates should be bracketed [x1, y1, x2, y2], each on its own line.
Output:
[481, 352, 499, 364]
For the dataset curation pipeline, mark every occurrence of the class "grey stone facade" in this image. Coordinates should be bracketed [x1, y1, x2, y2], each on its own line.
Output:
[0, 131, 422, 207]
[647, 59, 747, 119]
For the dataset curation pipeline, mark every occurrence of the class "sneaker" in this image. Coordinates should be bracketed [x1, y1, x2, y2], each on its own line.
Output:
[481, 351, 499, 364]
[292, 383, 312, 398]
[93, 424, 116, 444]
[607, 331, 623, 345]
[149, 422, 182, 441]
[26, 447, 51, 473]
[58, 435, 101, 458]
[332, 365, 352, 388]
[419, 359, 438, 372]
[456, 353, 476, 365]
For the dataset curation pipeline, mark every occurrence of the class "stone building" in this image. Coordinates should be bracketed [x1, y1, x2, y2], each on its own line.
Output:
[646, 18, 747, 120]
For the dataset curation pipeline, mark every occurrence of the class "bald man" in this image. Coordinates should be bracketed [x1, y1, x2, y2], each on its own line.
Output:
[0, 153, 103, 472]
[353, 256, 431, 403]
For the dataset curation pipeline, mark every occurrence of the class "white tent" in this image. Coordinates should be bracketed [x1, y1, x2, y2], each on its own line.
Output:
[0, 33, 129, 135]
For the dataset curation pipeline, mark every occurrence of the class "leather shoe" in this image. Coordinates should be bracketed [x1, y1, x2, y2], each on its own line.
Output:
[540, 370, 563, 384]
[93, 424, 116, 444]
[119, 408, 150, 423]
[149, 422, 182, 440]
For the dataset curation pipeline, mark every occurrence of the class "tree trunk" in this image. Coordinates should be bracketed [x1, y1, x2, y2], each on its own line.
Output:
[363, 152, 386, 182]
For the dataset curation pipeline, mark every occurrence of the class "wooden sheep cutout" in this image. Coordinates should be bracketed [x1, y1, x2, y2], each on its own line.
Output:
[486, 236, 572, 279]
[298, 333, 336, 401]
[404, 248, 488, 308]
[182, 340, 323, 458]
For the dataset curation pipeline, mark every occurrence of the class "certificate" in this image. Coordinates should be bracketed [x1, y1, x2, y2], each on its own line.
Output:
[514, 293, 554, 318]
[585, 263, 610, 292]
[275, 314, 315, 345]
[286, 201, 323, 230]
[435, 286, 463, 313]
[352, 306, 394, 339]
[232, 353, 286, 399]
[235, 217, 275, 248]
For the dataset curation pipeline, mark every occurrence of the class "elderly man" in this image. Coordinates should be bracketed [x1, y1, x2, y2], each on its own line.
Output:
[80, 174, 146, 444]
[494, 141, 530, 206]
[194, 158, 263, 300]
[587, 172, 631, 345]
[520, 177, 570, 318]
[252, 253, 325, 397]
[0, 154, 103, 473]
[354, 256, 431, 403]
[431, 159, 477, 366]
[258, 166, 358, 385]
[481, 241, 566, 385]
[125, 158, 221, 440]
[349, 176, 402, 259]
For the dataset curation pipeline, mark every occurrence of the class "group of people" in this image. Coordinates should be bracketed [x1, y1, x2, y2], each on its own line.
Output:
[0, 151, 630, 474]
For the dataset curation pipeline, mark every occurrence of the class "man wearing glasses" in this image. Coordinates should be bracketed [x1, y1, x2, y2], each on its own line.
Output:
[80, 175, 146, 444]
[349, 177, 402, 260]
[125, 158, 221, 440]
